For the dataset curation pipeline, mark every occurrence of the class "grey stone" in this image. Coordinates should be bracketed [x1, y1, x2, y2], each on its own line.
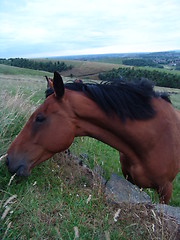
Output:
[105, 173, 151, 204]
[156, 204, 180, 224]
[156, 204, 180, 239]
[93, 165, 106, 186]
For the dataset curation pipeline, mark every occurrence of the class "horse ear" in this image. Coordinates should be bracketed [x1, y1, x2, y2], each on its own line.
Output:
[53, 71, 64, 98]
[45, 76, 54, 89]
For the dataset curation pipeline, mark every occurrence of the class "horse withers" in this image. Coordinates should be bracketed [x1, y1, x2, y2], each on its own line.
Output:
[6, 72, 180, 204]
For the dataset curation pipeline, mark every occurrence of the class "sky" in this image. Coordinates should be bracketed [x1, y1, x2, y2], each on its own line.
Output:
[0, 0, 180, 58]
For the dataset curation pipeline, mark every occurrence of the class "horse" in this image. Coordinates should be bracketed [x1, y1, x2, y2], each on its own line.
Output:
[6, 71, 180, 204]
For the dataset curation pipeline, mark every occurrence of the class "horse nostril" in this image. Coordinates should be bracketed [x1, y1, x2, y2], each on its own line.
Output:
[6, 156, 9, 166]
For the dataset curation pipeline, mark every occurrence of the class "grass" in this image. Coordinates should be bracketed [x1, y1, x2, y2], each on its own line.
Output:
[82, 57, 180, 76]
[0, 153, 178, 239]
[70, 137, 120, 180]
[0, 155, 178, 239]
[0, 159, 112, 239]
[136, 65, 180, 76]
[0, 69, 180, 239]
[0, 74, 46, 154]
[0, 64, 52, 77]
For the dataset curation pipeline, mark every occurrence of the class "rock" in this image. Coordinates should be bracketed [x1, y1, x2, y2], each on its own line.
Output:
[105, 173, 180, 239]
[156, 204, 180, 239]
[93, 165, 106, 186]
[156, 204, 180, 224]
[105, 173, 151, 204]
[80, 153, 89, 160]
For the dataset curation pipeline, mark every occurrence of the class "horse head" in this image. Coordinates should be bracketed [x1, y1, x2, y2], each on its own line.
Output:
[6, 72, 76, 176]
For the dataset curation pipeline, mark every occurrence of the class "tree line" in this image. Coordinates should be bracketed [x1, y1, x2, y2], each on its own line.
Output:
[99, 67, 180, 89]
[0, 58, 73, 73]
[122, 58, 162, 68]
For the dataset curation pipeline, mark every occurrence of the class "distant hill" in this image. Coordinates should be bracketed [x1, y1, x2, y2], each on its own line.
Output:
[48, 50, 180, 61]
[49, 50, 180, 74]
[1, 50, 180, 81]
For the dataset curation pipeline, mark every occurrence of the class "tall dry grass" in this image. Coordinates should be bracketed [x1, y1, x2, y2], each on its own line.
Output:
[0, 89, 41, 156]
[0, 86, 41, 238]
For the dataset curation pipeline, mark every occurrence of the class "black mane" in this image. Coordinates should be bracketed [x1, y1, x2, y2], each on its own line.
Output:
[46, 79, 171, 121]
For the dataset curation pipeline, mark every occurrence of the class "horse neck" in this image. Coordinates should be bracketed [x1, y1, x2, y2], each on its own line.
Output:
[68, 90, 139, 158]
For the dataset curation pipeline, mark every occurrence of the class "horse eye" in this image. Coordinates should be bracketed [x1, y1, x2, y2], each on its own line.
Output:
[35, 114, 46, 123]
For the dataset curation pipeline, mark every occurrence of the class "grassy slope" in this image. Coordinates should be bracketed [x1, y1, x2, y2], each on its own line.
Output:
[0, 65, 180, 239]
[1, 58, 180, 79]
[0, 64, 53, 77]
[81, 57, 180, 76]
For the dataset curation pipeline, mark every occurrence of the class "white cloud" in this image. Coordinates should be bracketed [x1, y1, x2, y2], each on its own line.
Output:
[0, 0, 180, 57]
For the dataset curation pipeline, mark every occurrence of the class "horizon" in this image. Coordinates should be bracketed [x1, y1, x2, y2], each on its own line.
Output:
[1, 49, 180, 60]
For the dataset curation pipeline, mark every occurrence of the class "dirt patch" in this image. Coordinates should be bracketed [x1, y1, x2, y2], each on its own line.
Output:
[52, 152, 103, 193]
[60, 61, 121, 79]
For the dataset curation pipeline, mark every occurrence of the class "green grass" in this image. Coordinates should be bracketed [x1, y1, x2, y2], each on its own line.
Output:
[0, 69, 180, 239]
[1, 156, 170, 240]
[0, 160, 115, 239]
[0, 64, 52, 76]
[0, 156, 177, 239]
[136, 65, 180, 76]
[70, 137, 120, 180]
[171, 93, 180, 109]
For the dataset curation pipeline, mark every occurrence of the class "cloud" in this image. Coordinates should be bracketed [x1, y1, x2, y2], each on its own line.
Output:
[0, 0, 180, 57]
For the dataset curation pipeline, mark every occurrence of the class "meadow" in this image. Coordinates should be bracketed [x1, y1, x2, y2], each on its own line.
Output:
[0, 64, 180, 239]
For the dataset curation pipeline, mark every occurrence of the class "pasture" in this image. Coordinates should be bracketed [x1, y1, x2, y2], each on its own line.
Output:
[0, 66, 180, 239]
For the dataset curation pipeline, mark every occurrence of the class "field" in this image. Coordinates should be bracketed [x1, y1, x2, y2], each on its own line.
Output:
[0, 64, 180, 239]
[28, 58, 123, 80]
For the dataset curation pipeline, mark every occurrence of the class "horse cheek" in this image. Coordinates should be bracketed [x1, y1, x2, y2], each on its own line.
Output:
[42, 121, 75, 153]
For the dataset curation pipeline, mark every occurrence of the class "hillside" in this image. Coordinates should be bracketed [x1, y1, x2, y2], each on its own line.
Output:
[0, 68, 180, 239]
[0, 63, 52, 77]
[0, 60, 123, 80]
[1, 51, 180, 82]
[49, 60, 123, 79]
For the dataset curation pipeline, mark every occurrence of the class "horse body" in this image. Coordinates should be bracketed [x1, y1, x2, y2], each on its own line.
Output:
[6, 72, 180, 204]
[71, 92, 180, 203]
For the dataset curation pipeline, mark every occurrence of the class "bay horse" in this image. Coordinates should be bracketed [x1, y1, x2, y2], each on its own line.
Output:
[6, 72, 180, 204]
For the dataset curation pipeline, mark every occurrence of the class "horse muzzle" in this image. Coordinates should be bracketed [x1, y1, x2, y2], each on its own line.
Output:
[6, 155, 30, 177]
